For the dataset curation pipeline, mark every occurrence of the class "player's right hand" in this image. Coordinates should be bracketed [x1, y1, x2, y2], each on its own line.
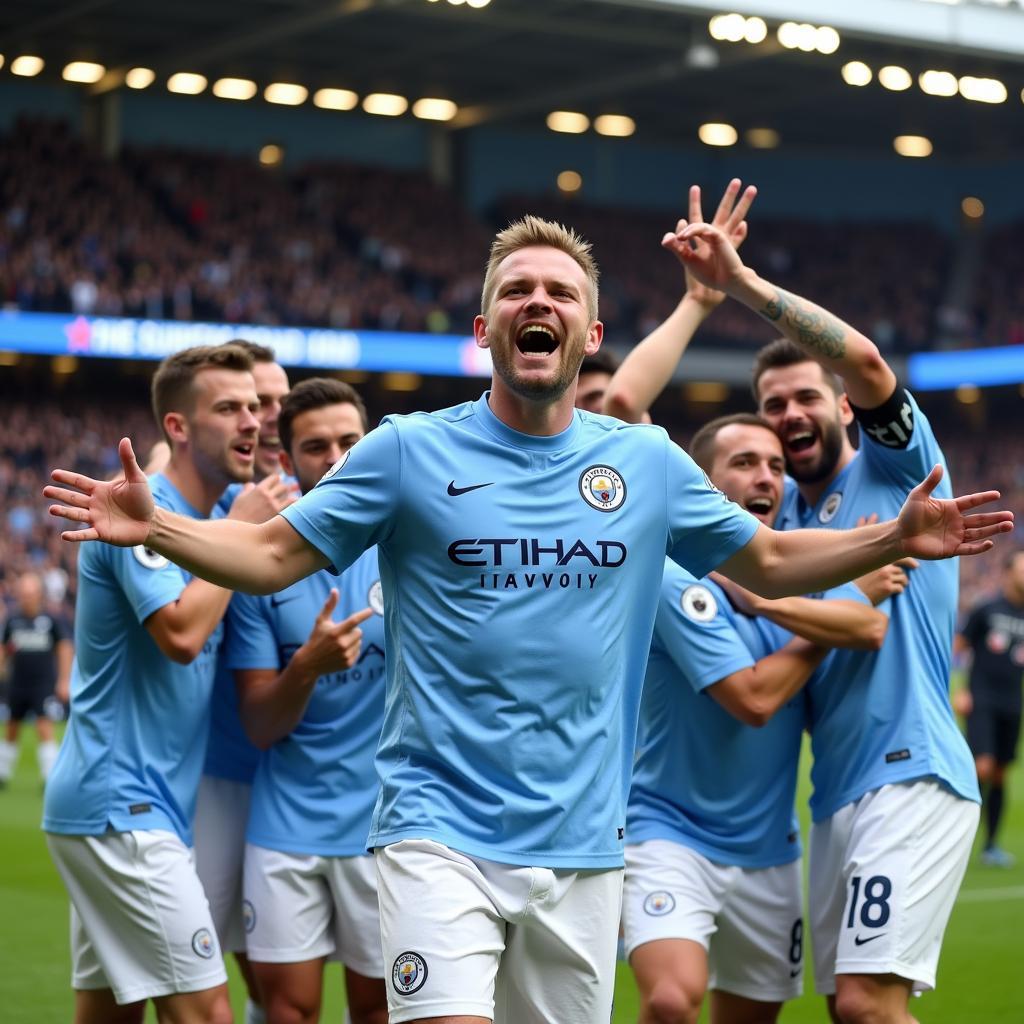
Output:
[45, 437, 155, 547]
[227, 473, 293, 524]
[295, 590, 375, 679]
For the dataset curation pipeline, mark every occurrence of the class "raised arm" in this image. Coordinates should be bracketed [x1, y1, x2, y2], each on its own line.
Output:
[45, 438, 325, 594]
[603, 180, 756, 423]
[718, 465, 1012, 599]
[665, 217, 896, 408]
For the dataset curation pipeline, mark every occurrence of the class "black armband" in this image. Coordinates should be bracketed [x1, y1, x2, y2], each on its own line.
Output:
[849, 384, 915, 450]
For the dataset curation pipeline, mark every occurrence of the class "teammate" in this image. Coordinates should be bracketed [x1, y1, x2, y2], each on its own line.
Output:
[575, 349, 620, 413]
[658, 194, 984, 1023]
[0, 570, 72, 787]
[227, 378, 386, 1024]
[194, 340, 292, 1024]
[45, 217, 1011, 1024]
[955, 549, 1024, 867]
[42, 344, 266, 1024]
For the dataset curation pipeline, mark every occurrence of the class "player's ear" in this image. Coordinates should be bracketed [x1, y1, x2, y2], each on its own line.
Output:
[473, 314, 490, 350]
[279, 449, 294, 477]
[584, 321, 605, 356]
[838, 392, 854, 426]
[162, 411, 189, 445]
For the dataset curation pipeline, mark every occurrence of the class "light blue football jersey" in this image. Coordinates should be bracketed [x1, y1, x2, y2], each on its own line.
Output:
[203, 472, 300, 786]
[776, 390, 979, 821]
[43, 475, 223, 843]
[225, 548, 386, 856]
[627, 561, 804, 868]
[280, 394, 759, 868]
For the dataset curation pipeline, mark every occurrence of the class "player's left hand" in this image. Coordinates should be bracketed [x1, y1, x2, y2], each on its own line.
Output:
[709, 572, 762, 616]
[897, 465, 1013, 559]
[662, 219, 748, 296]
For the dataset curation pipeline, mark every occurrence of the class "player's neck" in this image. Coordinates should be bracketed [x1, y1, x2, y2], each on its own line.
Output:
[487, 381, 575, 437]
[163, 455, 229, 517]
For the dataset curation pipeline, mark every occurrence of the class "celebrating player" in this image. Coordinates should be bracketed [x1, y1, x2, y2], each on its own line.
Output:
[42, 344, 267, 1024]
[955, 549, 1024, 867]
[45, 218, 1011, 1024]
[227, 378, 386, 1024]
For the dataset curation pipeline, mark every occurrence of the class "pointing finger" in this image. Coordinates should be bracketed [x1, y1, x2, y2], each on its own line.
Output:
[318, 588, 340, 619]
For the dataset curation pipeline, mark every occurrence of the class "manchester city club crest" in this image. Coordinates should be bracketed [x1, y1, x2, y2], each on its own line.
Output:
[681, 585, 717, 623]
[368, 580, 384, 616]
[132, 544, 169, 570]
[242, 900, 256, 934]
[579, 465, 627, 513]
[818, 491, 843, 524]
[643, 891, 676, 916]
[191, 928, 216, 959]
[392, 951, 428, 995]
[319, 449, 350, 483]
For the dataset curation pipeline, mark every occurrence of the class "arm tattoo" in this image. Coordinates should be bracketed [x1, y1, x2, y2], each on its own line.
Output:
[760, 288, 846, 359]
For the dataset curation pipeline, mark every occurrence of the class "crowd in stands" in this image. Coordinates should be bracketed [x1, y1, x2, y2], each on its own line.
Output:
[1, 394, 1019, 629]
[0, 117, 977, 351]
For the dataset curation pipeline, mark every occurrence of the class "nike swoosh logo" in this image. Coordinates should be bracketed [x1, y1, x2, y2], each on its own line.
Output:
[789, 967, 802, 977]
[270, 593, 302, 608]
[447, 480, 494, 497]
[854, 933, 885, 946]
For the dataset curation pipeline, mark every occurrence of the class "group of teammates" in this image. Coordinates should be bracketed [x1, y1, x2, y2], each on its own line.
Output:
[42, 180, 1014, 1024]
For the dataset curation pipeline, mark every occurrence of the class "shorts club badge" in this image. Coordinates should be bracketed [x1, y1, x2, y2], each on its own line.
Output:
[392, 951, 428, 995]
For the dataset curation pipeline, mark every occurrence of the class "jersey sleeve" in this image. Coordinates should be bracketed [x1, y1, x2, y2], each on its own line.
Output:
[224, 592, 281, 671]
[663, 438, 760, 578]
[853, 388, 950, 496]
[280, 421, 401, 575]
[107, 545, 189, 625]
[654, 574, 756, 694]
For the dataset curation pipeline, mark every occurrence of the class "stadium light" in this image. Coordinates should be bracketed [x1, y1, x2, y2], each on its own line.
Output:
[709, 14, 745, 42]
[879, 65, 912, 91]
[962, 196, 985, 218]
[412, 97, 458, 121]
[743, 17, 768, 44]
[746, 127, 780, 149]
[777, 22, 800, 48]
[546, 111, 589, 134]
[167, 72, 207, 95]
[11, 56, 44, 77]
[795, 24, 818, 52]
[893, 135, 932, 157]
[698, 122, 738, 147]
[841, 61, 872, 86]
[956, 384, 981, 404]
[594, 114, 636, 137]
[62, 62, 106, 84]
[685, 381, 730, 402]
[265, 82, 308, 106]
[0, 56, 5, 72]
[125, 67, 155, 89]
[259, 144, 284, 166]
[52, 355, 78, 374]
[466, 0, 491, 7]
[314, 88, 359, 111]
[958, 76, 1007, 103]
[919, 70, 958, 96]
[363, 93, 408, 116]
[381, 372, 421, 391]
[213, 77, 257, 101]
[557, 170, 583, 193]
[815, 27, 840, 54]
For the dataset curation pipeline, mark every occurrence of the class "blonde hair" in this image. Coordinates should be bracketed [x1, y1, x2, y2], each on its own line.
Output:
[481, 215, 600, 320]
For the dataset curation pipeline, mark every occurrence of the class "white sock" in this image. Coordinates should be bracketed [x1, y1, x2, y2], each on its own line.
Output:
[37, 740, 59, 780]
[342, 1011, 351, 1024]
[244, 1000, 266, 1024]
[0, 739, 17, 782]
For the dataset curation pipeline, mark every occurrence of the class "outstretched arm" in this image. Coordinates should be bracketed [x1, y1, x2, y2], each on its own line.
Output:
[718, 465, 1012, 599]
[664, 219, 896, 408]
[603, 180, 756, 422]
[45, 438, 326, 594]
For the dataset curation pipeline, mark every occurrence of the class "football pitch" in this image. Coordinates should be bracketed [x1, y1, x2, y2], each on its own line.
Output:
[3, 730, 1022, 1023]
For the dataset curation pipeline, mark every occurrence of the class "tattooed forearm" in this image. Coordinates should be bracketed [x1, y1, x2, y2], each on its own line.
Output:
[759, 289, 847, 359]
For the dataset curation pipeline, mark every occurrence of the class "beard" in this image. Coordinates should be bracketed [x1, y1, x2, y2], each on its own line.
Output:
[785, 417, 844, 484]
[489, 325, 588, 403]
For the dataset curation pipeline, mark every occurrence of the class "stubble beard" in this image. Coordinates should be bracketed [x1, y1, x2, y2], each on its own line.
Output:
[785, 417, 845, 485]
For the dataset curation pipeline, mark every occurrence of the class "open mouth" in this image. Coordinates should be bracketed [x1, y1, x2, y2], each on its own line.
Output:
[785, 429, 816, 454]
[233, 442, 255, 461]
[745, 496, 774, 516]
[515, 323, 559, 356]
[260, 433, 281, 451]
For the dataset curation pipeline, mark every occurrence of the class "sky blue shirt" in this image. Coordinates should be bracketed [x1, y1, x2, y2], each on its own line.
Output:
[225, 548, 386, 856]
[43, 475, 222, 844]
[776, 390, 979, 820]
[628, 562, 805, 868]
[279, 394, 759, 868]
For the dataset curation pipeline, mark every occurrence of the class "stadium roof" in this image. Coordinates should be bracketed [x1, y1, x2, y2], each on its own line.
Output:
[3, 0, 1024, 159]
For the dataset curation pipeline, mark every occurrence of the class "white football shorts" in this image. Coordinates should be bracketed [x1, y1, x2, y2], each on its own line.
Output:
[243, 843, 384, 978]
[375, 838, 622, 1024]
[623, 838, 804, 1003]
[192, 774, 251, 953]
[46, 829, 227, 1004]
[809, 779, 979, 994]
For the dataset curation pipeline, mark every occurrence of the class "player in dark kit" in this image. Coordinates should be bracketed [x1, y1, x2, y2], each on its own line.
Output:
[956, 550, 1024, 867]
[0, 571, 72, 787]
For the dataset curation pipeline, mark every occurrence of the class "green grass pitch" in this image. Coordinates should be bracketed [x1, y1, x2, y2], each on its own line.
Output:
[2, 723, 1022, 1022]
